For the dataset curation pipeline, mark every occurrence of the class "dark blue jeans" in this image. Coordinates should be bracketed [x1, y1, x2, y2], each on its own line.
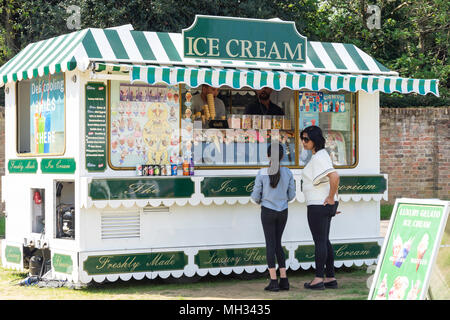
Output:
[307, 205, 335, 278]
[261, 206, 288, 269]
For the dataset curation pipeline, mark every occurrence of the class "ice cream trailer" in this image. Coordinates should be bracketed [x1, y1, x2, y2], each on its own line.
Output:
[0, 16, 439, 284]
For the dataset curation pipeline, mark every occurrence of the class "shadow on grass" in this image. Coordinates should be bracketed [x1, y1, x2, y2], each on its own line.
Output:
[81, 265, 370, 297]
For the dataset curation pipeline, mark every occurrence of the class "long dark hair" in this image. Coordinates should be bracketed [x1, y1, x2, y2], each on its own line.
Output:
[300, 125, 325, 152]
[267, 143, 284, 188]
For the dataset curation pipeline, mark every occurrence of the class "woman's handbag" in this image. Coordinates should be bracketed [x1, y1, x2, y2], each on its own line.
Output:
[327, 201, 339, 217]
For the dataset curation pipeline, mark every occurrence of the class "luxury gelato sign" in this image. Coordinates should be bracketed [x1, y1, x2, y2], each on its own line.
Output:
[368, 198, 449, 300]
[183, 15, 307, 64]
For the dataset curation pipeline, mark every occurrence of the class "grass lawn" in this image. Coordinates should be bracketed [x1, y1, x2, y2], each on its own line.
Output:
[0, 265, 373, 300]
[0, 216, 5, 238]
[0, 205, 394, 300]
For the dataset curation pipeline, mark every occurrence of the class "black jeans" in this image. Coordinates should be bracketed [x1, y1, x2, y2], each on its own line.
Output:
[307, 205, 335, 278]
[261, 206, 288, 269]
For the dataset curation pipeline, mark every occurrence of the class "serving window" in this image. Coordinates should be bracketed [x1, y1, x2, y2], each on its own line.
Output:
[180, 85, 297, 168]
[16, 73, 66, 155]
[107, 81, 357, 170]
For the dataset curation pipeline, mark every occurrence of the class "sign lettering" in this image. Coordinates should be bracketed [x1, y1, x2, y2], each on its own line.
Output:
[41, 158, 76, 173]
[83, 251, 188, 275]
[8, 159, 38, 173]
[89, 178, 195, 200]
[296, 242, 380, 262]
[183, 16, 307, 64]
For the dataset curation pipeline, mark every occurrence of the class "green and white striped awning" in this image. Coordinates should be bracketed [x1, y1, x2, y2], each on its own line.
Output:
[0, 29, 90, 85]
[129, 65, 439, 96]
[0, 25, 439, 96]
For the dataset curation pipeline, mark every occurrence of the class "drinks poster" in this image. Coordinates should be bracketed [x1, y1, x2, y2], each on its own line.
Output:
[29, 73, 65, 154]
[369, 199, 449, 300]
[323, 93, 345, 112]
[110, 82, 180, 167]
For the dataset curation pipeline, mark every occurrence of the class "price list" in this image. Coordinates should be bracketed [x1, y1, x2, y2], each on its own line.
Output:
[85, 83, 107, 172]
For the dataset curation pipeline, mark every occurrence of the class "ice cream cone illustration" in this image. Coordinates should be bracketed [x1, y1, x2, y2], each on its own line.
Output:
[416, 233, 429, 272]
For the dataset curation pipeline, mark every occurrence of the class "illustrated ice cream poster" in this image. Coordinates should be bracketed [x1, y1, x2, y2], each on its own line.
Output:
[110, 82, 180, 167]
[29, 73, 65, 154]
[370, 203, 448, 300]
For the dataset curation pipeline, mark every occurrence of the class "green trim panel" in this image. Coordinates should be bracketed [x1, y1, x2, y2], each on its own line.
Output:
[8, 159, 38, 173]
[83, 251, 188, 275]
[295, 242, 380, 262]
[53, 253, 73, 274]
[88, 177, 195, 200]
[195, 247, 288, 268]
[5, 245, 22, 264]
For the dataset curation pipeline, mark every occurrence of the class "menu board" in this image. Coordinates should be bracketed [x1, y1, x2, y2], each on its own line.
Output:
[369, 198, 449, 300]
[85, 82, 107, 172]
[299, 91, 345, 113]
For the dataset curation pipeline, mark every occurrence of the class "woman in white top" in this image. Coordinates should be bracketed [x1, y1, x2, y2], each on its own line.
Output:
[301, 126, 340, 290]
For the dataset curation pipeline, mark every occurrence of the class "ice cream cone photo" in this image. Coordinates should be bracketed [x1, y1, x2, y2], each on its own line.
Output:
[388, 276, 409, 300]
[416, 233, 429, 272]
[392, 235, 403, 265]
[406, 280, 421, 300]
[375, 274, 388, 300]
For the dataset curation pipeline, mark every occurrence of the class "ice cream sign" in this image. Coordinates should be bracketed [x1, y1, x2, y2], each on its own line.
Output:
[29, 73, 65, 154]
[183, 15, 307, 64]
[369, 198, 449, 300]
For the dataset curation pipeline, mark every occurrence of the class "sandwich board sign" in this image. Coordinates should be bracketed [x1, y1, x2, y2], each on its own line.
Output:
[368, 198, 449, 300]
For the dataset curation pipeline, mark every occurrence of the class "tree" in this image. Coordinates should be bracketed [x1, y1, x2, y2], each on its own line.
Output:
[313, 0, 449, 105]
[0, 0, 448, 106]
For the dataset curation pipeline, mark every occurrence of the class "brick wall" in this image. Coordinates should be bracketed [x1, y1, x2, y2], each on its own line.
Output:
[380, 107, 450, 204]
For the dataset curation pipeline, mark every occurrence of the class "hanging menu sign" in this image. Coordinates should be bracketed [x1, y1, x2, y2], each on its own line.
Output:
[85, 83, 107, 172]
